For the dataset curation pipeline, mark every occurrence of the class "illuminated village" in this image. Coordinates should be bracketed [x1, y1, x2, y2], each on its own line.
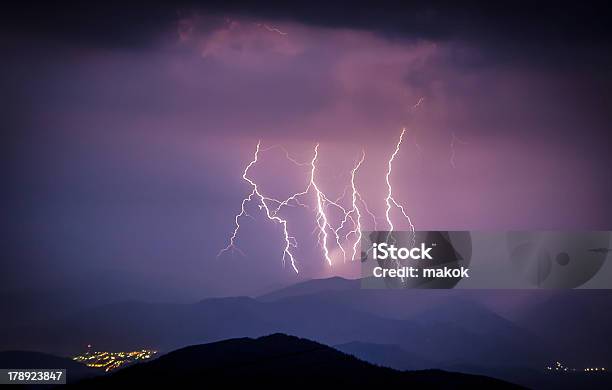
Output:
[73, 346, 157, 372]
[546, 361, 607, 374]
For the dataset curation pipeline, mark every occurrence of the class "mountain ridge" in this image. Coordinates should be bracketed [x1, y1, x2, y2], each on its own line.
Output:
[77, 334, 521, 388]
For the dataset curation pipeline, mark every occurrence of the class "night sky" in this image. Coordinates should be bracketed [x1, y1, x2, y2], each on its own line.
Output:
[2, 2, 612, 316]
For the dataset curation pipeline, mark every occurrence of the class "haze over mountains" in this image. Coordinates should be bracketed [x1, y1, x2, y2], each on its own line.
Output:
[2, 277, 612, 388]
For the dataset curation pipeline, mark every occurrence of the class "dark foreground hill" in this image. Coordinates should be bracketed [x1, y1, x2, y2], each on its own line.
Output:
[77, 334, 520, 388]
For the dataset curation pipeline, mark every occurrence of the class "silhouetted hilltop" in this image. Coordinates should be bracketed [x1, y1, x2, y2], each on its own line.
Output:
[78, 334, 520, 388]
[335, 341, 434, 370]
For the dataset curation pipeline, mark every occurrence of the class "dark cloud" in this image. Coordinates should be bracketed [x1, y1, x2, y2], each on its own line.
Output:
[3, 1, 612, 49]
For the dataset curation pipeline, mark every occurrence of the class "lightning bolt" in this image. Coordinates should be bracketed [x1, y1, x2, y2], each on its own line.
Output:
[260, 144, 310, 167]
[412, 97, 425, 109]
[309, 144, 336, 266]
[245, 143, 349, 266]
[217, 189, 254, 258]
[218, 141, 299, 273]
[272, 144, 360, 265]
[381, 128, 416, 282]
[334, 153, 367, 262]
[346, 151, 366, 261]
[358, 194, 377, 230]
[384, 128, 415, 234]
[256, 23, 288, 36]
[450, 132, 467, 168]
[220, 130, 416, 273]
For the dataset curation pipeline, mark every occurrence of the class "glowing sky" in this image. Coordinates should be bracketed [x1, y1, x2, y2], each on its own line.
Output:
[2, 7, 612, 303]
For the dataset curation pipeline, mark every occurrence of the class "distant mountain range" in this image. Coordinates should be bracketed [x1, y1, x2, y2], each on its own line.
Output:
[2, 276, 612, 388]
[0, 282, 546, 367]
[257, 276, 360, 301]
[76, 334, 520, 388]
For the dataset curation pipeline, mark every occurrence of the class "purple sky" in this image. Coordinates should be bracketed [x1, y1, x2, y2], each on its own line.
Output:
[3, 11, 612, 302]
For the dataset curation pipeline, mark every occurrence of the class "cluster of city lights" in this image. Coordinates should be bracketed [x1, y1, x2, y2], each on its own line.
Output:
[584, 367, 606, 372]
[73, 348, 157, 372]
[546, 361, 607, 374]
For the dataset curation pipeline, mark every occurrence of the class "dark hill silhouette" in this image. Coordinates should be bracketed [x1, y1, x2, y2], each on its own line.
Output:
[77, 334, 521, 388]
[335, 341, 434, 370]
